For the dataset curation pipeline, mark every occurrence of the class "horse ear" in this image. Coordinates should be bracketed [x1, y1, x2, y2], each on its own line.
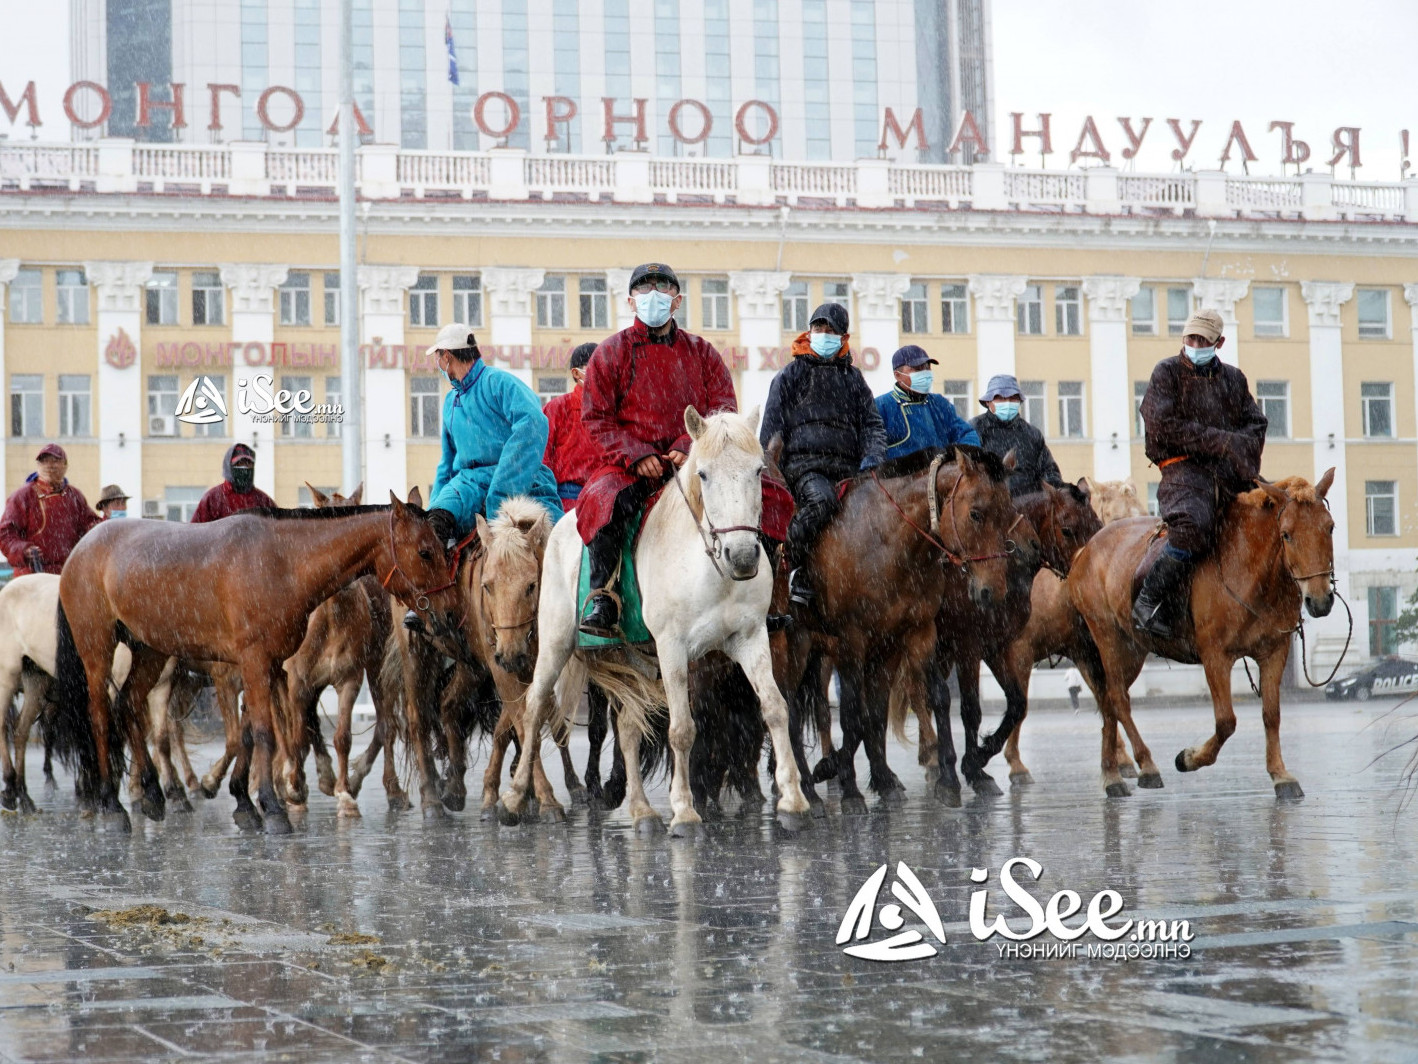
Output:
[1315, 466, 1336, 500]
[1076, 476, 1092, 498]
[347, 482, 364, 505]
[1001, 448, 1018, 473]
[957, 450, 977, 476]
[743, 405, 761, 435]
[1256, 477, 1287, 508]
[407, 485, 423, 507]
[475, 512, 491, 541]
[684, 405, 706, 440]
[1123, 478, 1138, 496]
[389, 490, 407, 517]
[306, 482, 330, 508]
[1041, 480, 1057, 499]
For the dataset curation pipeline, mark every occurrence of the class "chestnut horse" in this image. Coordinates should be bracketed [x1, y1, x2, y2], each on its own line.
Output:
[1067, 471, 1337, 797]
[49, 496, 462, 833]
[1086, 478, 1147, 523]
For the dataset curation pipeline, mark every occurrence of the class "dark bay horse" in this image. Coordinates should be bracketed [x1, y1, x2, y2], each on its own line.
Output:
[50, 495, 463, 834]
[1068, 472, 1337, 797]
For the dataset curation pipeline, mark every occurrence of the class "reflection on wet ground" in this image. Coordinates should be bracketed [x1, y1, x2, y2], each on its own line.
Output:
[1, 697, 1416, 1063]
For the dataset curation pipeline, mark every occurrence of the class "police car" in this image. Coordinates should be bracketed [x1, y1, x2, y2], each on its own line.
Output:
[1325, 657, 1418, 701]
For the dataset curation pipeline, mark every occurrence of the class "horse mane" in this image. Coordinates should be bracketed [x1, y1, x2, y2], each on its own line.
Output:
[1238, 476, 1317, 507]
[246, 503, 414, 520]
[867, 444, 1008, 484]
[484, 497, 551, 566]
[690, 411, 763, 461]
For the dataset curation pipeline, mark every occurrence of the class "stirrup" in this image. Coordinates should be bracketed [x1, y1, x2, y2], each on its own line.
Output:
[579, 587, 624, 638]
[787, 567, 814, 607]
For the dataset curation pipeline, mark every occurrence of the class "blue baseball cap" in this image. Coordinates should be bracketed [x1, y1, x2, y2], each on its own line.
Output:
[891, 345, 938, 371]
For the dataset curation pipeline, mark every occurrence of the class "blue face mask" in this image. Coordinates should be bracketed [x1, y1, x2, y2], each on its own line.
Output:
[908, 370, 933, 393]
[993, 401, 1021, 422]
[440, 367, 453, 385]
[108, 510, 126, 519]
[634, 290, 675, 328]
[1185, 345, 1217, 366]
[809, 332, 842, 359]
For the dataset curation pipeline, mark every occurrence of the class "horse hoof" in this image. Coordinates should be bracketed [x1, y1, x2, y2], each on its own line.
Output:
[586, 794, 609, 812]
[17, 794, 37, 815]
[336, 795, 362, 819]
[933, 782, 963, 808]
[701, 799, 724, 822]
[233, 807, 263, 832]
[1009, 772, 1035, 787]
[199, 780, 221, 800]
[568, 785, 589, 807]
[318, 775, 336, 798]
[808, 797, 828, 819]
[441, 791, 466, 813]
[104, 810, 133, 834]
[263, 811, 294, 835]
[634, 816, 665, 837]
[494, 800, 521, 827]
[139, 795, 166, 822]
[423, 801, 450, 821]
[1137, 772, 1165, 790]
[840, 795, 868, 817]
[1274, 780, 1305, 800]
[541, 804, 567, 825]
[810, 758, 838, 784]
[777, 811, 810, 833]
[169, 792, 195, 814]
[43, 774, 57, 791]
[969, 775, 1002, 798]
[1174, 750, 1194, 773]
[1105, 782, 1133, 798]
[386, 793, 413, 813]
[0, 791, 15, 812]
[1119, 763, 1139, 779]
[878, 787, 906, 805]
[669, 819, 705, 840]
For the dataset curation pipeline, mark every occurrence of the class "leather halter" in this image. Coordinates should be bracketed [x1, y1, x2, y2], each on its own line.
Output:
[872, 459, 1014, 569]
[378, 513, 468, 613]
[671, 465, 763, 581]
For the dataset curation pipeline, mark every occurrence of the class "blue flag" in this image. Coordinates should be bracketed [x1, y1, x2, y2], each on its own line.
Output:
[445, 16, 459, 86]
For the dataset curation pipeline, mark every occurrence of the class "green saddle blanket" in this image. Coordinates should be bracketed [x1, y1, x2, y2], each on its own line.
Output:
[577, 511, 652, 648]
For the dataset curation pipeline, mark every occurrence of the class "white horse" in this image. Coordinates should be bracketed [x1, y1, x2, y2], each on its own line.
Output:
[498, 406, 810, 835]
[0, 574, 193, 814]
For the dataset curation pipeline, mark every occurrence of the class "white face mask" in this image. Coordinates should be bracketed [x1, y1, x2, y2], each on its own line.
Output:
[633, 290, 675, 328]
[1185, 345, 1217, 366]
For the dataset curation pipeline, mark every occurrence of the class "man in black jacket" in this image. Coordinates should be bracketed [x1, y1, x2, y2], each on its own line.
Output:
[971, 374, 1064, 497]
[760, 302, 886, 608]
[1132, 309, 1268, 637]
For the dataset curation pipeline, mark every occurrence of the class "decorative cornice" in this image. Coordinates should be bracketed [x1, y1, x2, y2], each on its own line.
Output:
[1190, 278, 1250, 323]
[0, 259, 19, 288]
[480, 266, 547, 319]
[1404, 282, 1418, 310]
[356, 265, 420, 317]
[1299, 281, 1356, 328]
[83, 260, 155, 313]
[219, 263, 290, 315]
[729, 271, 793, 320]
[967, 274, 1029, 322]
[1081, 276, 1142, 323]
[851, 273, 912, 320]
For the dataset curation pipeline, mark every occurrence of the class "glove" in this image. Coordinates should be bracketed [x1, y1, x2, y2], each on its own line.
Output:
[24, 547, 44, 574]
[427, 508, 458, 547]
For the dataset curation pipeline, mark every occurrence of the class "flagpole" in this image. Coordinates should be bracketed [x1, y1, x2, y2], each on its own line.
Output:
[339, 0, 362, 496]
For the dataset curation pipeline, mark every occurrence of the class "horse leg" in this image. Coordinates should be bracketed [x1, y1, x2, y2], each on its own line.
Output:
[615, 697, 661, 835]
[170, 711, 199, 794]
[200, 671, 242, 799]
[308, 695, 336, 799]
[1176, 653, 1238, 776]
[229, 721, 261, 831]
[914, 703, 939, 785]
[1258, 649, 1302, 798]
[120, 648, 169, 822]
[440, 682, 471, 813]
[1, 667, 29, 812]
[399, 630, 447, 817]
[955, 657, 1001, 796]
[1115, 722, 1139, 778]
[42, 728, 54, 787]
[481, 703, 515, 813]
[148, 668, 192, 813]
[239, 661, 292, 835]
[602, 703, 628, 809]
[555, 720, 587, 805]
[926, 657, 961, 804]
[526, 706, 567, 825]
[1087, 630, 1139, 797]
[583, 682, 609, 807]
[834, 662, 869, 815]
[332, 679, 360, 817]
[862, 662, 904, 801]
[784, 669, 825, 814]
[727, 631, 809, 824]
[497, 643, 575, 825]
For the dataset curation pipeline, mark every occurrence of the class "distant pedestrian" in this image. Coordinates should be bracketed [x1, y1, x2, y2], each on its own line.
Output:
[96, 484, 130, 520]
[1065, 665, 1084, 710]
[0, 443, 101, 576]
[191, 443, 275, 523]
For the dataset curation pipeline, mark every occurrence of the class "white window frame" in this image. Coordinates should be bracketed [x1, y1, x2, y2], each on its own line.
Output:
[1255, 380, 1290, 439]
[165, 486, 206, 523]
[1057, 381, 1085, 438]
[1366, 480, 1398, 537]
[1361, 381, 1394, 438]
[1054, 285, 1082, 336]
[191, 375, 227, 438]
[578, 276, 609, 331]
[1021, 380, 1046, 432]
[147, 375, 179, 436]
[941, 283, 969, 334]
[10, 374, 43, 437]
[409, 274, 439, 329]
[536, 276, 566, 329]
[1357, 288, 1391, 340]
[453, 275, 482, 328]
[1146, 482, 1160, 517]
[1130, 288, 1156, 336]
[8, 268, 42, 324]
[325, 375, 341, 439]
[323, 272, 340, 326]
[146, 271, 179, 326]
[280, 375, 314, 438]
[900, 282, 929, 334]
[782, 281, 809, 333]
[701, 278, 731, 331]
[1166, 286, 1191, 336]
[822, 280, 852, 315]
[1133, 380, 1148, 437]
[191, 270, 224, 326]
[1017, 285, 1044, 335]
[1251, 286, 1287, 338]
[58, 374, 91, 437]
[280, 272, 312, 327]
[56, 269, 89, 325]
[411, 375, 441, 438]
[941, 379, 972, 420]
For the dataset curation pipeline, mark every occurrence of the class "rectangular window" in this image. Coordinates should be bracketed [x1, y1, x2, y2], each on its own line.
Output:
[1058, 381, 1085, 437]
[323, 272, 340, 326]
[1021, 380, 1046, 432]
[672, 282, 689, 329]
[578, 277, 608, 330]
[941, 283, 969, 334]
[1130, 288, 1156, 336]
[782, 281, 809, 333]
[409, 274, 438, 329]
[536, 275, 566, 329]
[410, 376, 441, 438]
[1369, 586, 1399, 657]
[1361, 382, 1394, 438]
[1166, 287, 1191, 336]
[280, 376, 313, 438]
[192, 375, 226, 438]
[701, 278, 731, 331]
[1357, 288, 1390, 339]
[8, 268, 42, 324]
[1055, 285, 1082, 336]
[1146, 482, 1160, 517]
[147, 375, 179, 436]
[1256, 381, 1290, 438]
[280, 272, 312, 327]
[452, 275, 482, 328]
[146, 271, 179, 326]
[325, 376, 341, 439]
[941, 379, 971, 420]
[823, 281, 851, 311]
[56, 269, 89, 325]
[9, 374, 43, 437]
[192, 270, 224, 326]
[537, 373, 569, 404]
[1017, 284, 1043, 335]
[1252, 286, 1286, 338]
[165, 486, 206, 523]
[1366, 480, 1397, 537]
[1133, 380, 1148, 437]
[900, 282, 928, 334]
[58, 374, 91, 437]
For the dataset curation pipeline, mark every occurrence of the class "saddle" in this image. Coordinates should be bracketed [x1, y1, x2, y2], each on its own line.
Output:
[1129, 523, 1170, 604]
[577, 504, 654, 650]
[1129, 523, 1199, 652]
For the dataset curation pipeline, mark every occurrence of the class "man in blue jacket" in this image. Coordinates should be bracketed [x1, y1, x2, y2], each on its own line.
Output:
[405, 323, 562, 632]
[875, 345, 979, 460]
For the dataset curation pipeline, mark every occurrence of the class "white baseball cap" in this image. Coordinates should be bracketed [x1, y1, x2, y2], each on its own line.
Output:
[426, 323, 477, 359]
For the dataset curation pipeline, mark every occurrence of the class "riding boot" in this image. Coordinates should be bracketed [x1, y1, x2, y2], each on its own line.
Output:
[788, 567, 814, 608]
[1131, 551, 1192, 639]
[578, 529, 622, 638]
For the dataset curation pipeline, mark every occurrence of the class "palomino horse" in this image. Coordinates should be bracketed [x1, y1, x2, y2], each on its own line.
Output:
[0, 574, 192, 814]
[795, 447, 1016, 814]
[50, 496, 463, 833]
[499, 406, 810, 834]
[1086, 477, 1147, 523]
[1068, 472, 1337, 797]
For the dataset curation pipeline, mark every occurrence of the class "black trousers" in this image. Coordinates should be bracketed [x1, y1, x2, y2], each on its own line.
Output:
[1157, 465, 1233, 558]
[786, 472, 842, 571]
[587, 478, 659, 587]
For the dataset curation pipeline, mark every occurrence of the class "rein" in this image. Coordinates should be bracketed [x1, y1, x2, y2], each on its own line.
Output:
[872, 465, 1013, 569]
[378, 514, 468, 613]
[671, 465, 763, 581]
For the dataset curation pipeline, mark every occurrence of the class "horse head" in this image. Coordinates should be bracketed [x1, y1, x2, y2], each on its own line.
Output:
[473, 498, 552, 677]
[683, 405, 766, 582]
[306, 481, 363, 509]
[386, 491, 465, 639]
[1258, 468, 1337, 618]
[1089, 477, 1147, 523]
[1033, 478, 1104, 574]
[946, 448, 1017, 608]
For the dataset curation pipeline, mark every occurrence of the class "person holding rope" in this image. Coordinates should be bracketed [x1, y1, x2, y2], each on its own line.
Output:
[577, 263, 737, 638]
[1133, 308, 1269, 638]
[759, 301, 886, 609]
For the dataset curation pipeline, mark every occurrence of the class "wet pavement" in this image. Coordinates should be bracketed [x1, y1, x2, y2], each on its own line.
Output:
[1, 695, 1416, 1063]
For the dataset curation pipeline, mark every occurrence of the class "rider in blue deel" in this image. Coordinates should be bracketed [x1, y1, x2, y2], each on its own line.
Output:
[875, 345, 979, 461]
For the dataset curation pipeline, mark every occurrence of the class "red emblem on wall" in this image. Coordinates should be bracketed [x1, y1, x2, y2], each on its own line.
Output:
[104, 327, 137, 369]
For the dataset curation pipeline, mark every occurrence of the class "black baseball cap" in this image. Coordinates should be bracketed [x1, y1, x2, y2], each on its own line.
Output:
[627, 263, 680, 292]
[809, 302, 849, 333]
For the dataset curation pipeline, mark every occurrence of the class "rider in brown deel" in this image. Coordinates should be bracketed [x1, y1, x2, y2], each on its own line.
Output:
[1133, 308, 1269, 638]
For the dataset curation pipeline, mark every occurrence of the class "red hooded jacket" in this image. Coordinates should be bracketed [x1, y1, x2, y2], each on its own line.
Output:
[0, 476, 101, 575]
[191, 442, 276, 522]
[542, 383, 606, 506]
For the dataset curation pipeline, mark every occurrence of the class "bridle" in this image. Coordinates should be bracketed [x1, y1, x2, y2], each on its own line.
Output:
[378, 512, 465, 614]
[872, 455, 1015, 569]
[671, 464, 764, 581]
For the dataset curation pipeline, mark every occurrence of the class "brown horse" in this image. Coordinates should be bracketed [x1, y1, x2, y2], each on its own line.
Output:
[1067, 471, 1337, 797]
[1087, 477, 1147, 523]
[50, 496, 462, 833]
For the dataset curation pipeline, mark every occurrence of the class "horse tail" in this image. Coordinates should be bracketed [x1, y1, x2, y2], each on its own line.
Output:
[376, 625, 408, 750]
[887, 664, 912, 744]
[583, 657, 668, 780]
[50, 601, 107, 792]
